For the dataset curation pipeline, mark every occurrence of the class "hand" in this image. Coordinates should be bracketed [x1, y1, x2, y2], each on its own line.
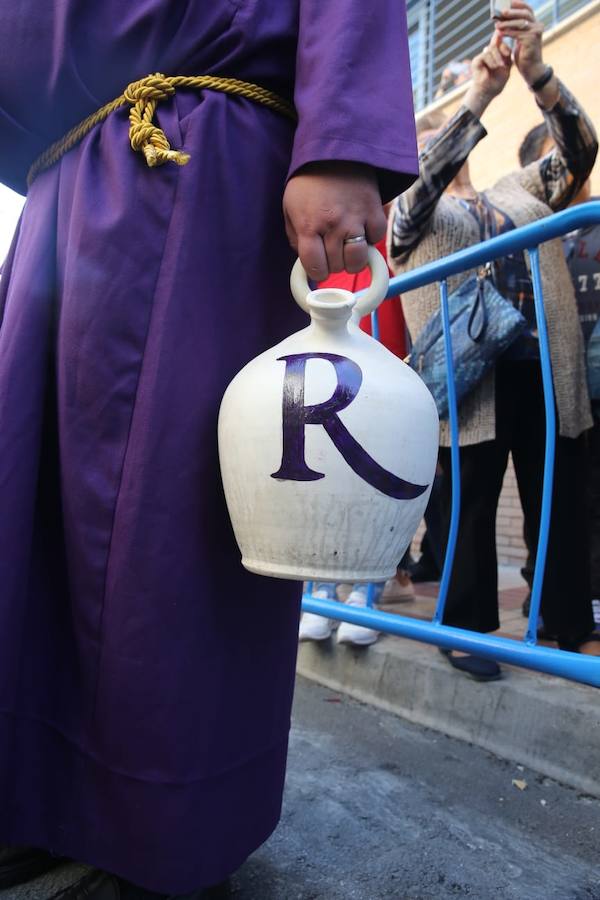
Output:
[470, 32, 513, 104]
[283, 161, 386, 282]
[495, 0, 545, 86]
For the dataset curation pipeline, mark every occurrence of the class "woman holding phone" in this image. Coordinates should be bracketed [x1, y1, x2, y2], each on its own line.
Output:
[388, 0, 600, 680]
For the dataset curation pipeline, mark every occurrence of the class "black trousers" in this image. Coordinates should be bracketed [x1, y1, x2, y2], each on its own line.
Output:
[521, 419, 600, 601]
[586, 420, 600, 599]
[439, 361, 594, 644]
[420, 472, 444, 574]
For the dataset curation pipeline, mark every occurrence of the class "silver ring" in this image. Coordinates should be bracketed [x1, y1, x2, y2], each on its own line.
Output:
[343, 234, 367, 245]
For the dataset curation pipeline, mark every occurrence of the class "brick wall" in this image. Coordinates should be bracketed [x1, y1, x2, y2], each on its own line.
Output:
[496, 456, 527, 567]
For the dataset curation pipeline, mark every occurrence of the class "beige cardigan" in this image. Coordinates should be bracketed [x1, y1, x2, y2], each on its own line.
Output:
[388, 157, 594, 448]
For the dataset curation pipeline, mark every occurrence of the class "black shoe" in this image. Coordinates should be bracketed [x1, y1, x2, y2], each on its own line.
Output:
[409, 561, 440, 583]
[201, 880, 231, 899]
[118, 876, 231, 900]
[49, 870, 120, 900]
[558, 632, 600, 653]
[521, 594, 558, 640]
[537, 623, 558, 641]
[0, 845, 63, 890]
[439, 648, 502, 682]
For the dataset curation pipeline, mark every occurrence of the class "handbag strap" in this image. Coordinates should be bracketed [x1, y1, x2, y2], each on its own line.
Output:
[458, 194, 500, 343]
[467, 275, 488, 342]
[480, 194, 499, 240]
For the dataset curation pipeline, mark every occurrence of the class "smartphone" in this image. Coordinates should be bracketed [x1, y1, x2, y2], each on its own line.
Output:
[490, 0, 511, 18]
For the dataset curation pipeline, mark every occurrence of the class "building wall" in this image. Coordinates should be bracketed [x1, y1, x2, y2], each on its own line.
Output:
[408, 1, 599, 571]
[496, 457, 527, 567]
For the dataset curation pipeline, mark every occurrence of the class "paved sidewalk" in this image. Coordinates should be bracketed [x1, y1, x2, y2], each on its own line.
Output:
[239, 679, 600, 899]
[5, 679, 599, 899]
[298, 567, 600, 798]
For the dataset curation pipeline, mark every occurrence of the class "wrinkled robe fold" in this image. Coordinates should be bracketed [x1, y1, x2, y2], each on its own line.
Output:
[0, 1, 417, 891]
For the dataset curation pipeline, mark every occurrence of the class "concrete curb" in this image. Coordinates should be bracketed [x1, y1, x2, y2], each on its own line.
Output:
[297, 635, 600, 798]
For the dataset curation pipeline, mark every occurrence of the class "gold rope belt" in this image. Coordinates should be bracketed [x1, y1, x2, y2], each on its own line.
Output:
[27, 72, 297, 187]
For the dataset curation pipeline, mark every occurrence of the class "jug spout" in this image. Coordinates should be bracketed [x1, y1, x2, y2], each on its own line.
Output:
[306, 288, 355, 333]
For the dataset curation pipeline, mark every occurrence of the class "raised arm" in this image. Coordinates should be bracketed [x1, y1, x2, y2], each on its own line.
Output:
[520, 83, 597, 210]
[389, 108, 486, 264]
[497, 0, 598, 209]
[390, 36, 512, 263]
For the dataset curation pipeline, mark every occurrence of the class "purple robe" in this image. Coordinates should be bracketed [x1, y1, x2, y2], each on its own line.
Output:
[0, 2, 417, 892]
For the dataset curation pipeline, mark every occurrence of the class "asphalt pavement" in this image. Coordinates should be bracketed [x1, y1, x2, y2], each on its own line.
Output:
[2, 677, 598, 900]
[236, 677, 599, 900]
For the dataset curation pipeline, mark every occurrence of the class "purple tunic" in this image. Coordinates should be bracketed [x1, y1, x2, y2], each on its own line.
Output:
[0, 1, 417, 892]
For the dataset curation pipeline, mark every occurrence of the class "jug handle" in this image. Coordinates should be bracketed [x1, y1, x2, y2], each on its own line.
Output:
[290, 246, 389, 318]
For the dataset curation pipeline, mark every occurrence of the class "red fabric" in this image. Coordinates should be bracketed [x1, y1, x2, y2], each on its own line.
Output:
[318, 237, 406, 358]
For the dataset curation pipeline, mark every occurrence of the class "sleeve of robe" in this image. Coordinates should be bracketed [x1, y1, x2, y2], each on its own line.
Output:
[0, 108, 43, 195]
[289, 0, 419, 203]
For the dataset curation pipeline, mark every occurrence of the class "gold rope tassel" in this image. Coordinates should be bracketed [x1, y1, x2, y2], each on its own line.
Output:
[27, 73, 296, 187]
[124, 74, 190, 168]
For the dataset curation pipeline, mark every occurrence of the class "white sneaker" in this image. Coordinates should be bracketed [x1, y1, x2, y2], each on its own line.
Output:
[381, 571, 415, 604]
[335, 583, 353, 602]
[336, 591, 379, 646]
[299, 590, 333, 641]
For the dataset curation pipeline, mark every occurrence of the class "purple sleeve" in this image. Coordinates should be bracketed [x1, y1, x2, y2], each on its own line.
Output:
[0, 108, 43, 195]
[288, 0, 419, 202]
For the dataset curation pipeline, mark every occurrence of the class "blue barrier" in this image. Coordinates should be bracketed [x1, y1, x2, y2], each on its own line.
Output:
[302, 201, 600, 689]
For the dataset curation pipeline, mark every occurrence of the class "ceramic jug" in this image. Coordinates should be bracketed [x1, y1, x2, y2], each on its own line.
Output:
[218, 248, 439, 582]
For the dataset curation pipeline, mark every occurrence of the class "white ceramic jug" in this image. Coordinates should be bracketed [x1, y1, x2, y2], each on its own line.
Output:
[218, 248, 439, 582]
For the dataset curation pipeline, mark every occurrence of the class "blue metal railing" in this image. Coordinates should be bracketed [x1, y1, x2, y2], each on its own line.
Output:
[302, 201, 600, 689]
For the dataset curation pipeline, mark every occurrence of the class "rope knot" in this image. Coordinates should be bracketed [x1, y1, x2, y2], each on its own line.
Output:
[124, 73, 175, 104]
[124, 73, 190, 169]
[27, 73, 296, 186]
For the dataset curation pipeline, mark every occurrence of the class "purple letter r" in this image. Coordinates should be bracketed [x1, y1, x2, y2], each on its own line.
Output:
[270, 353, 428, 500]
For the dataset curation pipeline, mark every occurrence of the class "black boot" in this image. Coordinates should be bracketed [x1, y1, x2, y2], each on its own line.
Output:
[49, 870, 120, 900]
[201, 880, 231, 899]
[0, 845, 63, 890]
[117, 876, 231, 900]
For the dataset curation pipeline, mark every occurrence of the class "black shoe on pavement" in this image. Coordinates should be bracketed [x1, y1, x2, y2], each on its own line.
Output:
[439, 648, 502, 682]
[118, 876, 232, 899]
[521, 593, 558, 640]
[558, 632, 600, 654]
[49, 870, 120, 900]
[201, 880, 231, 899]
[409, 561, 440, 583]
[0, 845, 63, 890]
